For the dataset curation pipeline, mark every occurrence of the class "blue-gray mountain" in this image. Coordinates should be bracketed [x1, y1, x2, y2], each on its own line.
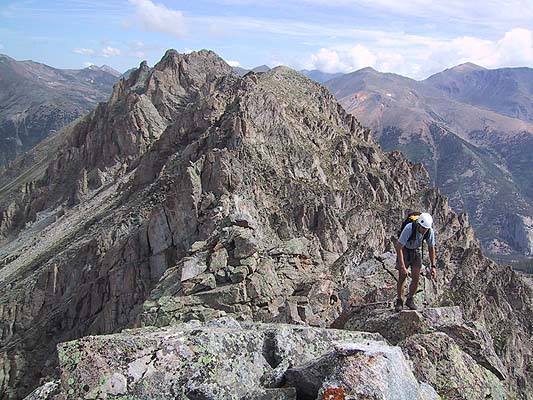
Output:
[323, 64, 533, 261]
[0, 54, 120, 168]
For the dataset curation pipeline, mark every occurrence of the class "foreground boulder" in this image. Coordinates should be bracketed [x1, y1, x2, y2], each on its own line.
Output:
[343, 306, 508, 399]
[25, 318, 438, 400]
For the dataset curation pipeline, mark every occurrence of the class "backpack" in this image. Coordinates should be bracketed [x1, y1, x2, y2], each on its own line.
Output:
[398, 211, 430, 246]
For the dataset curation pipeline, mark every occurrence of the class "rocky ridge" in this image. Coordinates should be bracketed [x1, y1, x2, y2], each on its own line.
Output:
[324, 66, 533, 259]
[0, 50, 531, 399]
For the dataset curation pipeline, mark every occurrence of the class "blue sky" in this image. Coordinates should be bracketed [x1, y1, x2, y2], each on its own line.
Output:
[0, 0, 532, 79]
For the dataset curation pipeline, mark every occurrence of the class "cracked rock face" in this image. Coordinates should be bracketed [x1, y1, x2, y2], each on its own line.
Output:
[343, 306, 508, 398]
[0, 50, 532, 399]
[24, 318, 438, 400]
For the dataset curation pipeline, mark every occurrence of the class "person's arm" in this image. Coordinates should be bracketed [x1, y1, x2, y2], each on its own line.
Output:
[396, 244, 408, 274]
[427, 228, 437, 279]
[429, 245, 436, 265]
[397, 224, 411, 275]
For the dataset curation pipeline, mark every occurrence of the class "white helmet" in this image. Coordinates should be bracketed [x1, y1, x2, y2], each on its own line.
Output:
[418, 212, 433, 229]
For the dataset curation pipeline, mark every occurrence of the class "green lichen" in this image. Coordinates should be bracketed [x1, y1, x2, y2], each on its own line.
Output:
[58, 341, 83, 371]
[198, 354, 213, 366]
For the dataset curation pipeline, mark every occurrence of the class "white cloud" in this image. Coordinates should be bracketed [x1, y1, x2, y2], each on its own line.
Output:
[297, 0, 533, 30]
[209, 0, 533, 32]
[304, 28, 533, 79]
[306, 45, 387, 73]
[131, 40, 145, 48]
[73, 48, 95, 56]
[129, 0, 186, 38]
[226, 60, 241, 67]
[101, 46, 122, 57]
[420, 28, 533, 76]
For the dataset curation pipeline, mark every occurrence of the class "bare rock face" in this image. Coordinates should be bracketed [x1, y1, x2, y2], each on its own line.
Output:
[285, 342, 439, 400]
[404, 332, 506, 400]
[0, 50, 531, 399]
[342, 306, 508, 397]
[23, 318, 439, 400]
[507, 214, 533, 255]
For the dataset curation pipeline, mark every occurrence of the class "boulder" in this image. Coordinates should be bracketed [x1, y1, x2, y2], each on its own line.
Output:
[344, 306, 509, 398]
[34, 318, 426, 400]
[403, 332, 506, 400]
[285, 342, 439, 400]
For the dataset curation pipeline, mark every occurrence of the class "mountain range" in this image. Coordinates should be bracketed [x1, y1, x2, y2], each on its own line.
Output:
[234, 64, 343, 83]
[0, 49, 531, 400]
[324, 64, 533, 260]
[0, 54, 119, 168]
[0, 54, 532, 261]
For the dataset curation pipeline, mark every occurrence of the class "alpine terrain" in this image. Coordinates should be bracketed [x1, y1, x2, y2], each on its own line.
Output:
[0, 50, 531, 399]
[325, 64, 533, 261]
[0, 54, 120, 168]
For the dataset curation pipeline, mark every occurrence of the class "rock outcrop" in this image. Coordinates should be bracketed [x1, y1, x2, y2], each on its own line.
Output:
[0, 50, 531, 399]
[22, 318, 441, 400]
[507, 214, 533, 256]
[342, 306, 508, 399]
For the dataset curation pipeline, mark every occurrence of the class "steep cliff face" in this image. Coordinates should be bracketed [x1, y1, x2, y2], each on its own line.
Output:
[0, 50, 531, 399]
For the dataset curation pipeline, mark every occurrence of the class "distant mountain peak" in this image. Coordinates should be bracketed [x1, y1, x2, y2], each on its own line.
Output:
[448, 62, 487, 72]
[86, 64, 121, 76]
[251, 65, 271, 73]
[356, 66, 378, 73]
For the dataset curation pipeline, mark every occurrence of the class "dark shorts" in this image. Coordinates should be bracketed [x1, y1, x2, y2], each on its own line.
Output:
[396, 248, 422, 270]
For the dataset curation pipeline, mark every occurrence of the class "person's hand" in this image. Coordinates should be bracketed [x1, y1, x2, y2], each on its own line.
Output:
[401, 265, 409, 276]
[430, 266, 437, 280]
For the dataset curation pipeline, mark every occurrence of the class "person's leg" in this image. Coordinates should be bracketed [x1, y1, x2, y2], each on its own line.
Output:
[395, 250, 411, 310]
[406, 251, 422, 309]
[397, 267, 408, 299]
[396, 251, 410, 299]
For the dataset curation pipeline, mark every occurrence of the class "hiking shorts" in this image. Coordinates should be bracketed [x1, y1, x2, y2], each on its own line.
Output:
[396, 247, 422, 270]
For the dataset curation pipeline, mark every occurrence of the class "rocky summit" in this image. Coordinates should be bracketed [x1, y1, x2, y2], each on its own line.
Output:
[0, 50, 531, 399]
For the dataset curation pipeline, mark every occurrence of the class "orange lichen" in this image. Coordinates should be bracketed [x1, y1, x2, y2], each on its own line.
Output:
[322, 386, 345, 400]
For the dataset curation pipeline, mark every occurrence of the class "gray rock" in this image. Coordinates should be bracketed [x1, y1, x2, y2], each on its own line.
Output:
[507, 214, 533, 255]
[403, 332, 506, 400]
[285, 341, 437, 400]
[22, 381, 60, 400]
[181, 254, 209, 282]
[228, 265, 248, 283]
[233, 230, 258, 259]
[209, 246, 228, 272]
[48, 319, 393, 399]
[182, 272, 216, 295]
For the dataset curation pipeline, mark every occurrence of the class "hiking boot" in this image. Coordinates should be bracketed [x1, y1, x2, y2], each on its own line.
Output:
[405, 297, 417, 310]
[394, 298, 403, 312]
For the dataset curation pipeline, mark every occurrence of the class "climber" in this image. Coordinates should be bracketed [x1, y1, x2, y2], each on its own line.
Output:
[394, 212, 437, 311]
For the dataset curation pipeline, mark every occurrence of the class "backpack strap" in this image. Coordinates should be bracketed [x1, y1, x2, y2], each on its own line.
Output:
[408, 221, 418, 244]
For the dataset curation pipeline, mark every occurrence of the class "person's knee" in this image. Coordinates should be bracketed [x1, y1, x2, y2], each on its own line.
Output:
[411, 268, 420, 282]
